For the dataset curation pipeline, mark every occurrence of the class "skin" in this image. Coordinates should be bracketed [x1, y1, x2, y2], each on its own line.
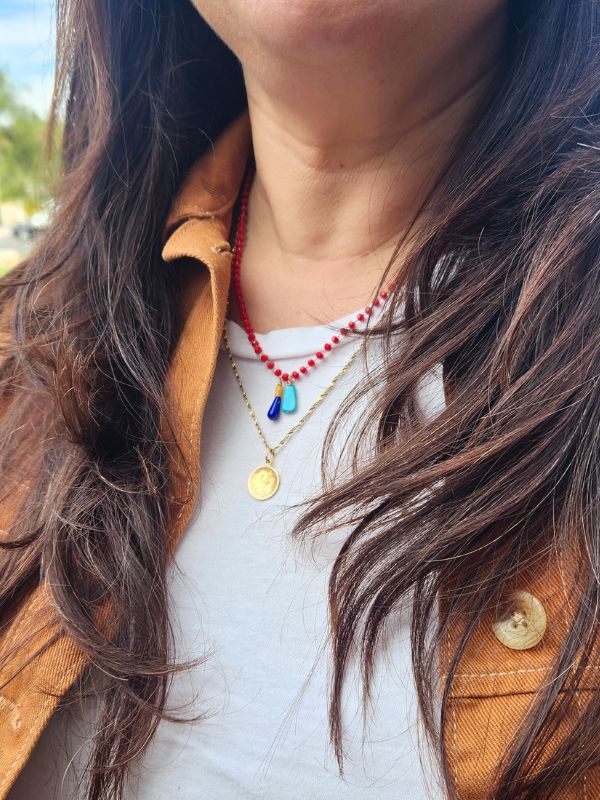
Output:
[191, 0, 509, 332]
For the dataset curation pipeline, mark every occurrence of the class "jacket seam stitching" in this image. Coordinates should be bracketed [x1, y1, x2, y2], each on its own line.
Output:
[559, 579, 588, 800]
[451, 695, 460, 799]
[165, 202, 234, 244]
[446, 665, 600, 680]
[445, 622, 461, 799]
[180, 389, 203, 528]
[170, 204, 224, 215]
[171, 197, 235, 217]
[0, 660, 83, 796]
[0, 593, 39, 677]
[164, 221, 211, 249]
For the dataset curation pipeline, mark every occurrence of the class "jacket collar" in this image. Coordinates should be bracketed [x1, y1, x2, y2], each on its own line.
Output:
[159, 107, 254, 560]
[162, 107, 253, 260]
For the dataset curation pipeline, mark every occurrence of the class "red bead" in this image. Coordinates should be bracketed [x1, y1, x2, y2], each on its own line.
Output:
[300, 366, 308, 374]
[340, 328, 349, 336]
[254, 346, 262, 354]
[307, 359, 315, 367]
[260, 354, 268, 362]
[357, 313, 365, 322]
[324, 343, 332, 351]
[374, 299, 381, 307]
[380, 291, 388, 299]
[267, 362, 274, 370]
[348, 321, 356, 330]
[332, 336, 340, 344]
[274, 369, 282, 377]
[282, 373, 289, 382]
[365, 307, 372, 315]
[292, 371, 300, 380]
[316, 351, 324, 359]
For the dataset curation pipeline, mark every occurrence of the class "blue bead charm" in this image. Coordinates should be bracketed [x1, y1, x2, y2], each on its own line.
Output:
[281, 383, 297, 414]
[267, 395, 281, 420]
[267, 381, 283, 420]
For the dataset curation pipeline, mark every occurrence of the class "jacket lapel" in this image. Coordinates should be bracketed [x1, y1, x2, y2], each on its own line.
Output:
[160, 108, 252, 556]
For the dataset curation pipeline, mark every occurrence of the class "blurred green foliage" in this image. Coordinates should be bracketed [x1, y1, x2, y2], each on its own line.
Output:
[0, 69, 61, 213]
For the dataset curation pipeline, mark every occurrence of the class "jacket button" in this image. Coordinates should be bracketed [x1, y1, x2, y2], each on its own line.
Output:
[491, 590, 547, 650]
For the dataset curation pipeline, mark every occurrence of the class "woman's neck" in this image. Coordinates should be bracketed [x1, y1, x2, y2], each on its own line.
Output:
[228, 2, 509, 332]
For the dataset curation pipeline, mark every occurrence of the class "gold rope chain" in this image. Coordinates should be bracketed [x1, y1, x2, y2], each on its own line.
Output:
[222, 324, 367, 466]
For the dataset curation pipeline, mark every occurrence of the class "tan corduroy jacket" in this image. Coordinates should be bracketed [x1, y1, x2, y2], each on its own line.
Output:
[0, 109, 598, 799]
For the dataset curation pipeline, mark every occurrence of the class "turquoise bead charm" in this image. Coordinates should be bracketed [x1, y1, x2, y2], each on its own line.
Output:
[281, 383, 297, 414]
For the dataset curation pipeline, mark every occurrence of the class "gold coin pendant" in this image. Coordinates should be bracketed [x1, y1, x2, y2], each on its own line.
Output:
[247, 465, 280, 500]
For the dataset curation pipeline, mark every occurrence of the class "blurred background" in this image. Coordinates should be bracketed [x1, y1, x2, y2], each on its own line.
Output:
[0, 0, 56, 274]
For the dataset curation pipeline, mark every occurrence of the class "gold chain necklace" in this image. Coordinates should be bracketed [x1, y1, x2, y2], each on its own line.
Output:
[222, 324, 366, 500]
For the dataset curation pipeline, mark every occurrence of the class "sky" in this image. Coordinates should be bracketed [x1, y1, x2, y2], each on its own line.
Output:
[0, 0, 55, 116]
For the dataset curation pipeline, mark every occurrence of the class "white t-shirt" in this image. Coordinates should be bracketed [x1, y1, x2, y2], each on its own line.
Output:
[9, 310, 446, 800]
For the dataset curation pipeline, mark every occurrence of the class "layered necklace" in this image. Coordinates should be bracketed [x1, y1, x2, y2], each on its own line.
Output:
[224, 157, 394, 500]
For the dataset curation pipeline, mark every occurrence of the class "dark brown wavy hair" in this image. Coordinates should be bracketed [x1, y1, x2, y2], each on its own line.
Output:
[1, 1, 599, 798]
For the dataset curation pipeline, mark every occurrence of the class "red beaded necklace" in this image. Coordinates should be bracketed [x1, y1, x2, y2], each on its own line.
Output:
[231, 158, 394, 420]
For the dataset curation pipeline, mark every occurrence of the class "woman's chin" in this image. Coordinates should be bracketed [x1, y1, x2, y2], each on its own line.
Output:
[195, 0, 397, 64]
